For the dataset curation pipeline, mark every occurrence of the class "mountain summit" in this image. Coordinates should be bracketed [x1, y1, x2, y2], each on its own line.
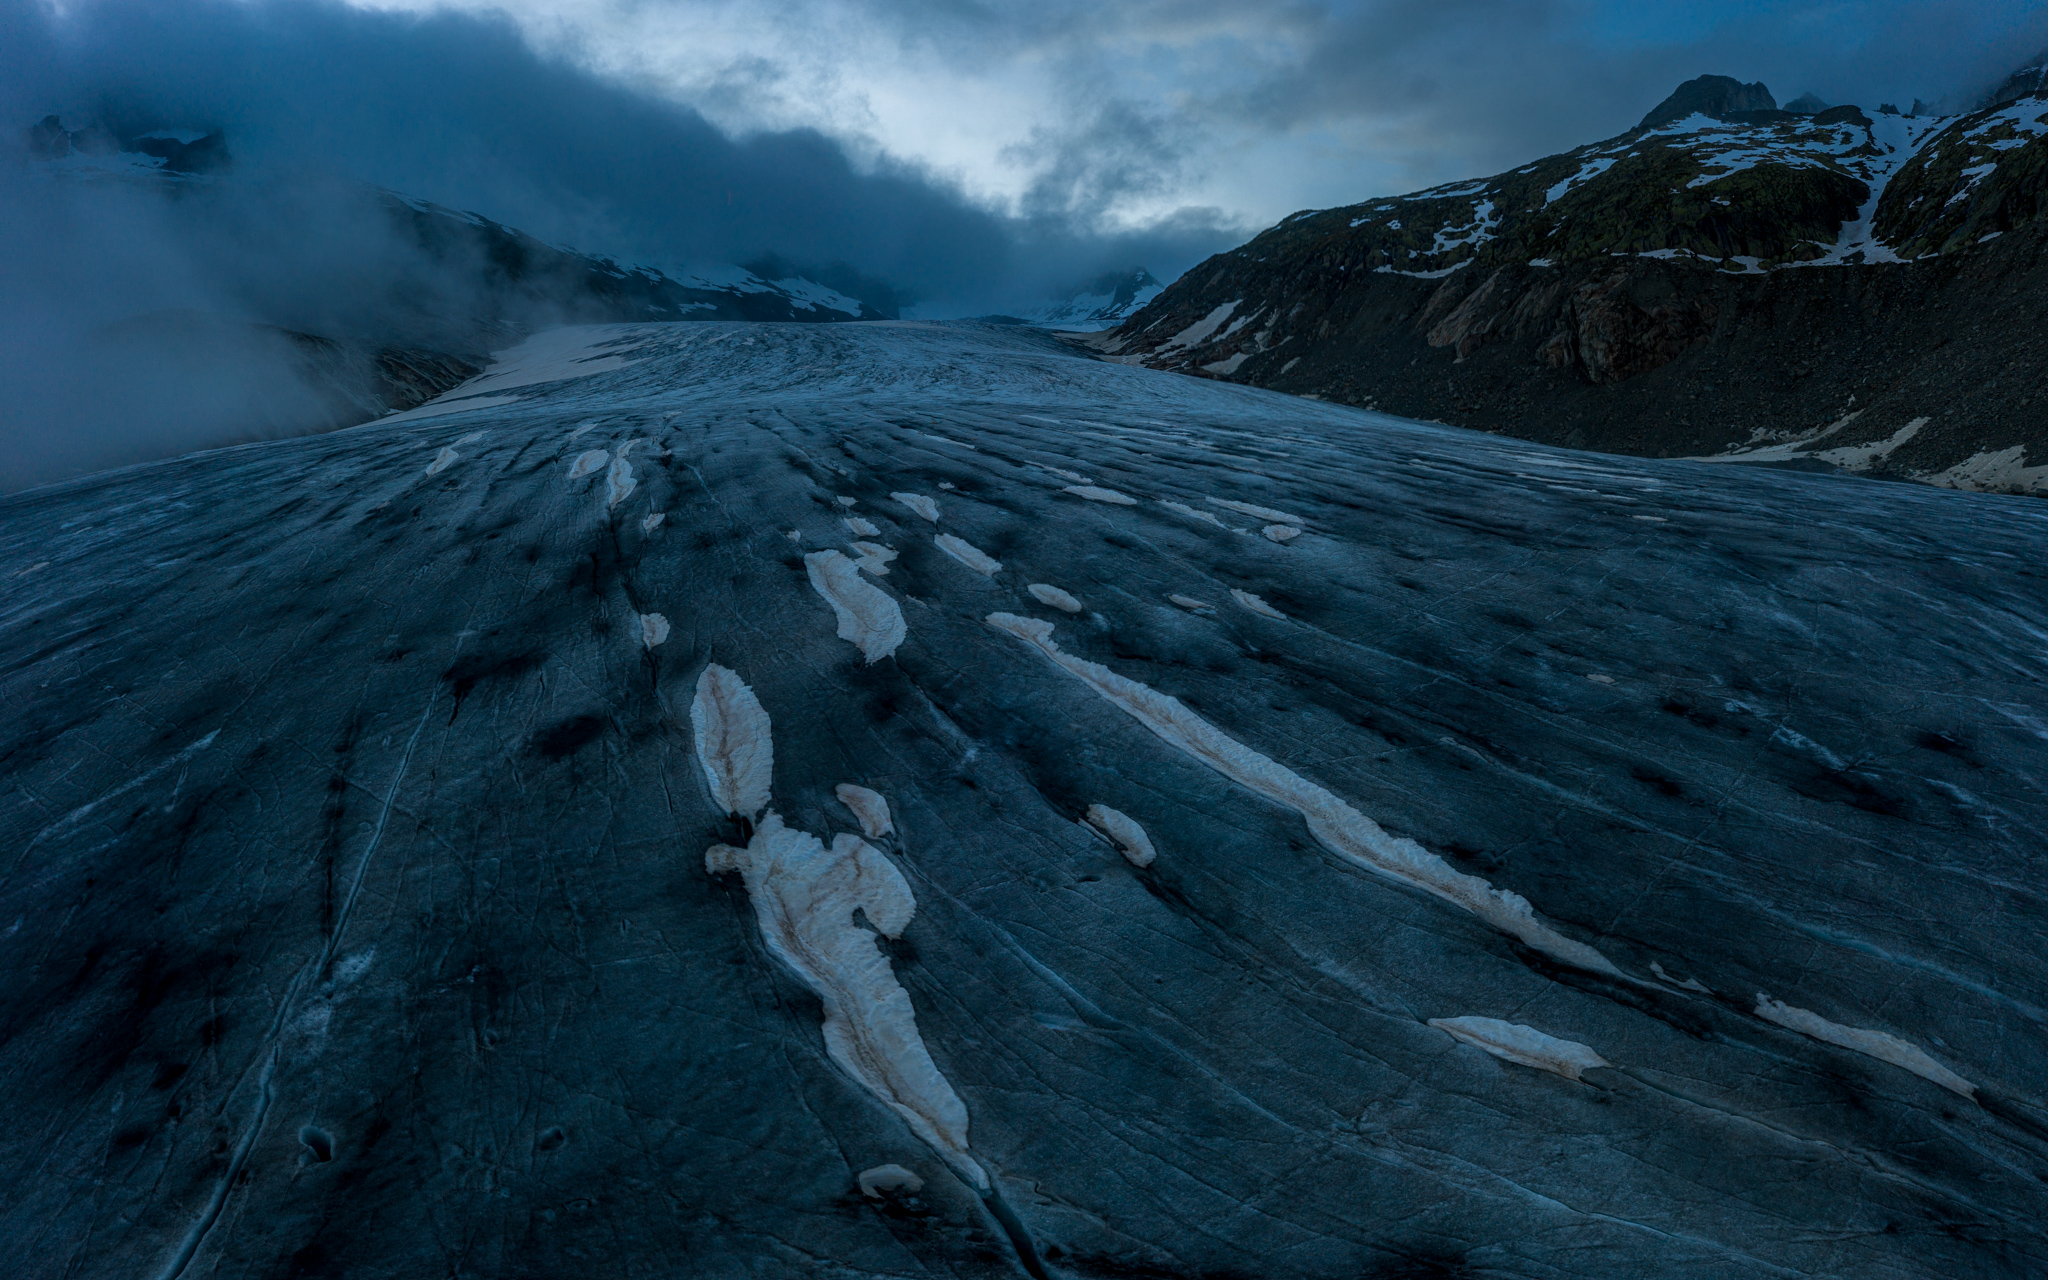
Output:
[1636, 74, 1777, 129]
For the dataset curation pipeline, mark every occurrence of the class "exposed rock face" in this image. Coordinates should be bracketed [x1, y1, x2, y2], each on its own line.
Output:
[1101, 72, 2048, 493]
[1983, 51, 2048, 109]
[1637, 74, 1777, 129]
[2, 321, 2043, 1279]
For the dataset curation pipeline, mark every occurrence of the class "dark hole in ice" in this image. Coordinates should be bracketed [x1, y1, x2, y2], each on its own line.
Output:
[536, 1126, 567, 1152]
[299, 1126, 333, 1162]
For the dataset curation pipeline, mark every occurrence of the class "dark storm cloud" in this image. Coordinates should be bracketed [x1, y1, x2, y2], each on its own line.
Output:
[1173, 0, 2048, 193]
[0, 0, 1238, 488]
[785, 0, 2048, 201]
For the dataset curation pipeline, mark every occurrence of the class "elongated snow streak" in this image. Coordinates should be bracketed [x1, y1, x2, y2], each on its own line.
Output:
[642, 512, 666, 532]
[1262, 524, 1302, 543]
[1756, 994, 1975, 1097]
[1210, 496, 1305, 525]
[835, 495, 858, 507]
[708, 814, 986, 1189]
[805, 550, 908, 662]
[850, 542, 898, 576]
[605, 456, 637, 508]
[1232, 589, 1286, 619]
[1429, 1016, 1608, 1081]
[1085, 804, 1156, 867]
[846, 516, 881, 537]
[892, 491, 940, 522]
[1063, 485, 1138, 505]
[985, 613, 1622, 976]
[1169, 594, 1215, 613]
[640, 613, 670, 649]
[425, 447, 459, 476]
[1160, 500, 1228, 528]
[455, 431, 484, 445]
[568, 449, 609, 479]
[691, 664, 773, 820]
[936, 534, 1001, 576]
[836, 783, 894, 838]
[1028, 583, 1082, 613]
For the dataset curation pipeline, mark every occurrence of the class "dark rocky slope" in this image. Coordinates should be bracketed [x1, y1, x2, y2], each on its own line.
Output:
[1101, 73, 2048, 495]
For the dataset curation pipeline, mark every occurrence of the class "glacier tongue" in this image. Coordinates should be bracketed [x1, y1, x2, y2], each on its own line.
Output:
[0, 320, 2041, 1280]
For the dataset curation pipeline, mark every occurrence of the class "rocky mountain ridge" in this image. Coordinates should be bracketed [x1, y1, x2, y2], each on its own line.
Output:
[1097, 65, 2048, 495]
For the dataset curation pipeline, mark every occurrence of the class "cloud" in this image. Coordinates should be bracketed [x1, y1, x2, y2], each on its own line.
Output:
[0, 0, 1243, 488]
[411, 0, 2048, 216]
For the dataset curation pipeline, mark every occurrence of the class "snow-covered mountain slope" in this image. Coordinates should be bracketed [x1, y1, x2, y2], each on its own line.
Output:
[994, 268, 1165, 331]
[3, 321, 2044, 1280]
[1100, 69, 2048, 490]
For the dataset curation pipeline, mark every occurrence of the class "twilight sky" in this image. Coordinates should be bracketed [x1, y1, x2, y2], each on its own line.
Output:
[348, 0, 2048, 233]
[8, 0, 2048, 310]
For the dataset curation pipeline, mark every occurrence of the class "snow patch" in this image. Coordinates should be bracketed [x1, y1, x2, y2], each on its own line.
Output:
[845, 516, 881, 537]
[642, 512, 666, 532]
[604, 456, 637, 508]
[1231, 589, 1286, 619]
[1027, 583, 1083, 612]
[640, 613, 670, 649]
[892, 492, 940, 523]
[1160, 501, 1228, 528]
[691, 664, 773, 820]
[1062, 485, 1138, 505]
[1262, 524, 1301, 543]
[1209, 496, 1305, 525]
[567, 450, 609, 479]
[1921, 445, 2048, 494]
[1169, 594, 1215, 613]
[707, 814, 984, 1189]
[1085, 804, 1157, 868]
[859, 1165, 923, 1199]
[836, 784, 894, 839]
[935, 534, 1001, 576]
[425, 447, 459, 476]
[805, 551, 908, 662]
[1756, 994, 1974, 1097]
[1429, 1016, 1609, 1082]
[849, 542, 898, 576]
[985, 614, 1624, 976]
[1159, 300, 1241, 352]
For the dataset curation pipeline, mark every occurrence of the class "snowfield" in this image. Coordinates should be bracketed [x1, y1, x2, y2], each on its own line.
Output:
[2, 321, 2045, 1280]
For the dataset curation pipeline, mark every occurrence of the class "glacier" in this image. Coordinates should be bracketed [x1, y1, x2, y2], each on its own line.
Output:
[0, 320, 2044, 1279]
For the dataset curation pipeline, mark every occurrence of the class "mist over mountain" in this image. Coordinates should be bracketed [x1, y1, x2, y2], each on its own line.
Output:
[0, 0, 1242, 489]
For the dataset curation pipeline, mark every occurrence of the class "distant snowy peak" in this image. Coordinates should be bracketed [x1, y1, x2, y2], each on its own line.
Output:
[25, 114, 231, 178]
[1002, 268, 1165, 331]
[1982, 50, 2048, 110]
